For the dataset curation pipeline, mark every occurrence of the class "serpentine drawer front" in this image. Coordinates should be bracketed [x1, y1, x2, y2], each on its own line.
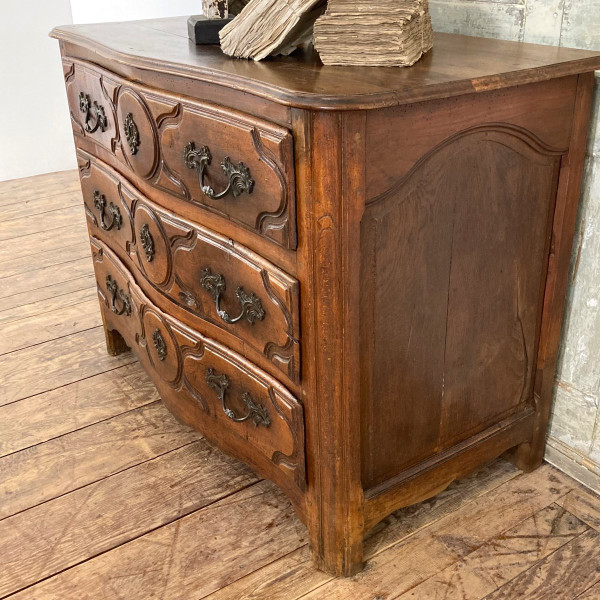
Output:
[63, 58, 296, 249]
[91, 238, 306, 497]
[53, 18, 600, 577]
[78, 151, 300, 384]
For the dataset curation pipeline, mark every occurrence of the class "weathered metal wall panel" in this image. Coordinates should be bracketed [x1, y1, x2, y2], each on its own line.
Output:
[429, 2, 525, 40]
[430, 3, 600, 491]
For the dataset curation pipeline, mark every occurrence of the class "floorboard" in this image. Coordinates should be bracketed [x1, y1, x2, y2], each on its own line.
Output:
[8, 482, 307, 600]
[558, 485, 600, 531]
[0, 326, 135, 406]
[0, 242, 91, 278]
[2, 170, 600, 600]
[0, 286, 97, 325]
[394, 504, 588, 599]
[0, 402, 200, 521]
[0, 222, 88, 263]
[485, 529, 600, 599]
[0, 170, 79, 205]
[0, 191, 83, 222]
[0, 442, 257, 598]
[0, 275, 96, 314]
[0, 205, 84, 241]
[0, 257, 93, 301]
[0, 298, 102, 354]
[0, 363, 157, 457]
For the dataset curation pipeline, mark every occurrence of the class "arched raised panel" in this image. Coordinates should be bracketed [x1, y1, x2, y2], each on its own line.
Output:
[360, 127, 563, 489]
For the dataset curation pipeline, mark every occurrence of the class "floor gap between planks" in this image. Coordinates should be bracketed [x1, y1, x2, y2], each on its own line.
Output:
[2, 170, 600, 599]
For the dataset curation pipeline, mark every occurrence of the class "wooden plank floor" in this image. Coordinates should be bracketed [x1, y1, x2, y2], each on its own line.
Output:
[1, 170, 600, 600]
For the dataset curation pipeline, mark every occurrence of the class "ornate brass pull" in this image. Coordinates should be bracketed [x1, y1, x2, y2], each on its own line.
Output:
[139, 224, 154, 262]
[206, 368, 271, 427]
[123, 113, 140, 155]
[93, 191, 122, 231]
[105, 275, 131, 316]
[183, 141, 254, 200]
[200, 267, 265, 325]
[152, 329, 167, 361]
[79, 92, 108, 133]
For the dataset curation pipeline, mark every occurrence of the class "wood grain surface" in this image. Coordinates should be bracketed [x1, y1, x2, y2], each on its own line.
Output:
[50, 18, 600, 110]
[54, 26, 598, 576]
[0, 442, 257, 597]
[2, 140, 600, 599]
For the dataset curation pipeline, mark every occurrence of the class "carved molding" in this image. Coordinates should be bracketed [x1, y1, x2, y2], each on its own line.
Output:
[64, 58, 294, 248]
[369, 122, 567, 210]
[79, 149, 299, 382]
[91, 240, 305, 490]
[251, 127, 293, 243]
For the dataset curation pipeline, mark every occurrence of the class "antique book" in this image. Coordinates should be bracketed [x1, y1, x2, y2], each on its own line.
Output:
[314, 0, 434, 66]
[188, 0, 250, 45]
[201, 0, 251, 17]
[202, 0, 229, 18]
[219, 0, 327, 60]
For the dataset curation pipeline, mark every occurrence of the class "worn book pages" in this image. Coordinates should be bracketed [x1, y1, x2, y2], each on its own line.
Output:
[202, 0, 228, 18]
[314, 0, 433, 66]
[219, 0, 327, 60]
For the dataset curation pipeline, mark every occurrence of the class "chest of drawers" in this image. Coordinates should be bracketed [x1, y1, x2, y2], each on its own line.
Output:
[52, 18, 600, 576]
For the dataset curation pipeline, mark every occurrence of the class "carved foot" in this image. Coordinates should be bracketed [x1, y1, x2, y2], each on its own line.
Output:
[506, 441, 544, 473]
[103, 326, 130, 356]
[307, 518, 364, 576]
[310, 546, 364, 577]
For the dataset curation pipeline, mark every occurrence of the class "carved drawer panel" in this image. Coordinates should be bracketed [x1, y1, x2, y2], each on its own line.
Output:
[91, 238, 306, 493]
[64, 61, 118, 152]
[78, 151, 300, 384]
[64, 58, 296, 249]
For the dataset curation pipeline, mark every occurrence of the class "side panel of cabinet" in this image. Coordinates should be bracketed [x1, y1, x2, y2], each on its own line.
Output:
[360, 85, 569, 490]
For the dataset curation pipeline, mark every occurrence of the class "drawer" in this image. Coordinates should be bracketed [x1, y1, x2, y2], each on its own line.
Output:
[78, 150, 300, 384]
[64, 61, 118, 152]
[63, 58, 296, 249]
[91, 237, 306, 493]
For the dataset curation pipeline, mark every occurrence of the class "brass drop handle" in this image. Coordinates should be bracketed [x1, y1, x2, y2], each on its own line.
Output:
[200, 267, 265, 325]
[93, 191, 122, 232]
[79, 92, 108, 134]
[105, 275, 131, 316]
[183, 141, 254, 200]
[206, 368, 271, 427]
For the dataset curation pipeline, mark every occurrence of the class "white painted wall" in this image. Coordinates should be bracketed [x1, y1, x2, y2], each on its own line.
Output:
[70, 0, 200, 25]
[0, 1, 201, 183]
[0, 1, 75, 182]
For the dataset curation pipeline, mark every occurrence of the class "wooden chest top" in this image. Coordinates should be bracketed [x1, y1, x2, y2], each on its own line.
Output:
[51, 16, 600, 110]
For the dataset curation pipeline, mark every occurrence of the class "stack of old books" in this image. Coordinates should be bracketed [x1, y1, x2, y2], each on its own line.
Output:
[219, 0, 327, 60]
[313, 0, 433, 66]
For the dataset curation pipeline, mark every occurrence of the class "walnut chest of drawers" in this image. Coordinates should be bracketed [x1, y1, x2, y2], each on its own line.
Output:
[52, 18, 600, 576]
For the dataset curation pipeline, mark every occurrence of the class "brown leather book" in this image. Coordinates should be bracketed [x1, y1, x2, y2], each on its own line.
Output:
[314, 0, 434, 66]
[219, 0, 327, 60]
